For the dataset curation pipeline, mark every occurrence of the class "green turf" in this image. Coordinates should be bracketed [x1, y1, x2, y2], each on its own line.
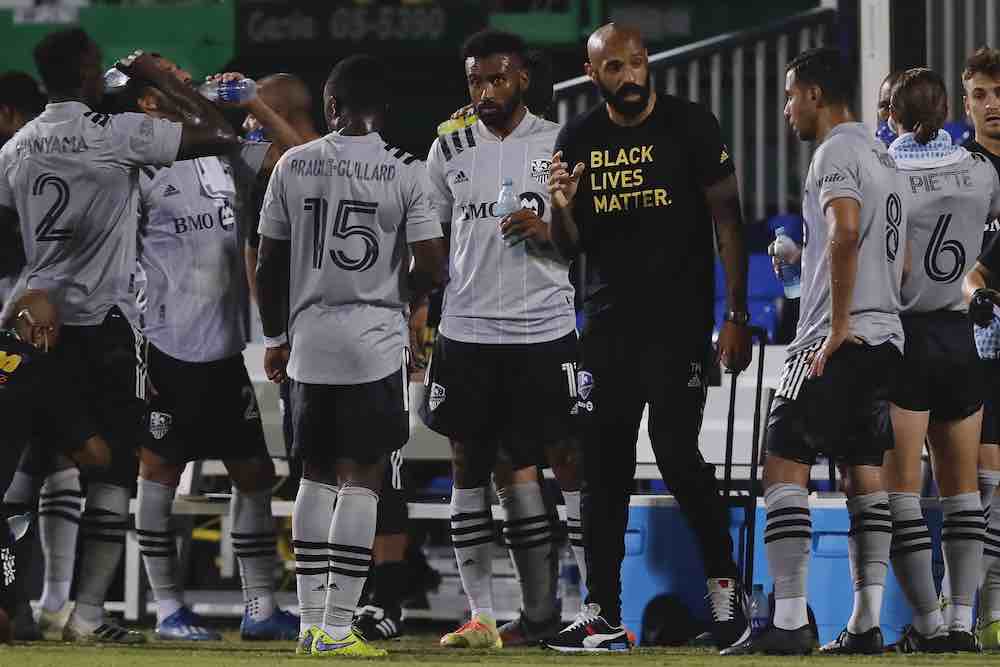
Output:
[0, 633, 995, 666]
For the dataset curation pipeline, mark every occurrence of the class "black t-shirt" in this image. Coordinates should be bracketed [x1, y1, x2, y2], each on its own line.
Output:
[555, 95, 734, 340]
[964, 139, 1000, 251]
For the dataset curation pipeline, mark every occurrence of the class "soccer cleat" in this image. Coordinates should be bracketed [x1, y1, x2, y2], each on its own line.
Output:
[36, 601, 73, 636]
[720, 624, 813, 655]
[888, 624, 951, 653]
[542, 603, 631, 653]
[949, 630, 982, 653]
[311, 627, 387, 657]
[355, 605, 403, 641]
[819, 626, 884, 654]
[155, 606, 221, 641]
[297, 626, 319, 655]
[979, 619, 1000, 650]
[241, 607, 299, 641]
[63, 612, 147, 644]
[440, 612, 502, 648]
[706, 577, 750, 649]
[498, 609, 562, 647]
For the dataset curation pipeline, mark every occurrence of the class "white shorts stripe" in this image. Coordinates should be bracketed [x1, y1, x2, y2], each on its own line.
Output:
[776, 340, 823, 401]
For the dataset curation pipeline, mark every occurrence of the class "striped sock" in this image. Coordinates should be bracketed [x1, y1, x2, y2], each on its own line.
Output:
[846, 491, 891, 634]
[942, 493, 986, 632]
[764, 483, 811, 631]
[136, 478, 182, 623]
[38, 468, 82, 613]
[231, 487, 278, 621]
[293, 479, 337, 633]
[450, 487, 495, 617]
[562, 490, 587, 585]
[889, 492, 942, 636]
[74, 483, 130, 624]
[500, 481, 557, 623]
[323, 485, 377, 638]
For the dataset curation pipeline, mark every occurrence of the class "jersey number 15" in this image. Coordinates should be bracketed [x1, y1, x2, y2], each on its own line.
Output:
[304, 197, 380, 272]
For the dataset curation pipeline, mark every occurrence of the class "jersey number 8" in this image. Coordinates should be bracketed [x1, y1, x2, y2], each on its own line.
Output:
[304, 197, 380, 272]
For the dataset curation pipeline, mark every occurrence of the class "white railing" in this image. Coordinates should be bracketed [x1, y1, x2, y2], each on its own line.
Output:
[926, 0, 1000, 123]
[553, 7, 836, 221]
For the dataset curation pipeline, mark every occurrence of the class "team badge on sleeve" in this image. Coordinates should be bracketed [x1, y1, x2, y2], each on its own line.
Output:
[573, 370, 594, 414]
[530, 158, 551, 184]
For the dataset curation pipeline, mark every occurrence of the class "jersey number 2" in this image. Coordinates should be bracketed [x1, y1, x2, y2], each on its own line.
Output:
[32, 173, 72, 242]
[305, 197, 379, 272]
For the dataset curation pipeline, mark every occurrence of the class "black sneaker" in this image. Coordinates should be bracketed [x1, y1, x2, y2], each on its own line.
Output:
[498, 609, 562, 647]
[353, 605, 403, 641]
[819, 627, 883, 654]
[720, 624, 813, 655]
[889, 625, 951, 653]
[706, 578, 750, 649]
[543, 603, 631, 653]
[949, 630, 982, 653]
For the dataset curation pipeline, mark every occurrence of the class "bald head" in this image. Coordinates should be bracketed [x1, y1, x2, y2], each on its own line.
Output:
[585, 23, 652, 121]
[258, 73, 312, 119]
[587, 23, 644, 69]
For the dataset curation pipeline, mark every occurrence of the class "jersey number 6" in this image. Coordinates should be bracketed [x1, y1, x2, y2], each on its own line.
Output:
[305, 197, 380, 272]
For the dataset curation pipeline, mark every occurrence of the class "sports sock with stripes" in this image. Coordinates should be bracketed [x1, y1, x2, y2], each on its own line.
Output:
[323, 485, 377, 639]
[763, 483, 811, 631]
[888, 492, 943, 636]
[38, 468, 82, 613]
[136, 477, 182, 623]
[562, 489, 587, 585]
[983, 486, 1000, 624]
[846, 491, 891, 634]
[231, 486, 278, 621]
[450, 486, 495, 618]
[942, 492, 986, 632]
[74, 483, 130, 625]
[293, 478, 337, 633]
[980, 469, 1000, 579]
[499, 481, 557, 623]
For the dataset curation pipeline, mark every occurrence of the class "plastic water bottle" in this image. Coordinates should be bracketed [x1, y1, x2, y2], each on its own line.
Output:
[750, 584, 769, 633]
[199, 78, 257, 104]
[496, 177, 519, 217]
[6, 511, 33, 543]
[773, 226, 802, 299]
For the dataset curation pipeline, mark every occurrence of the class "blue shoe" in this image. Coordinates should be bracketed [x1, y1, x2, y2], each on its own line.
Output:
[240, 607, 300, 641]
[155, 607, 221, 641]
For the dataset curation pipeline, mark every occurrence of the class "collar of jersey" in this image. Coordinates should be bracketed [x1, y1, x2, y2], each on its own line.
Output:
[42, 100, 91, 120]
[477, 110, 538, 143]
[889, 130, 966, 170]
[323, 131, 383, 144]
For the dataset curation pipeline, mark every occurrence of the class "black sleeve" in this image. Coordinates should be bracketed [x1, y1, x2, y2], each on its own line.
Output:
[554, 121, 592, 244]
[245, 178, 267, 250]
[687, 103, 736, 189]
[980, 228, 1000, 275]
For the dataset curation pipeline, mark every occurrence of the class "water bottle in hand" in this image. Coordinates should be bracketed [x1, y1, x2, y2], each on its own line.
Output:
[199, 77, 257, 104]
[496, 177, 521, 245]
[773, 226, 801, 299]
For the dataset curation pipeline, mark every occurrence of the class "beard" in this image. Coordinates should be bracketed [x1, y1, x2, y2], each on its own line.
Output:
[476, 87, 523, 128]
[599, 78, 651, 118]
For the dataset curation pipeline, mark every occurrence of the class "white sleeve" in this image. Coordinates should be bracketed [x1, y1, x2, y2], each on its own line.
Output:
[258, 155, 290, 241]
[0, 150, 13, 209]
[109, 112, 182, 168]
[424, 139, 453, 225]
[404, 163, 443, 244]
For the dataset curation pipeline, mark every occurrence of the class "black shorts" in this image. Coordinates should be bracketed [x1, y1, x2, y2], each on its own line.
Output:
[419, 332, 579, 468]
[52, 307, 146, 484]
[377, 449, 408, 536]
[892, 312, 983, 421]
[291, 366, 409, 465]
[766, 340, 900, 467]
[0, 536, 14, 616]
[981, 359, 1000, 444]
[142, 344, 268, 464]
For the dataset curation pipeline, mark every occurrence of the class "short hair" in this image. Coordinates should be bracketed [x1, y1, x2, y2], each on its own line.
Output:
[461, 29, 526, 63]
[963, 47, 1000, 83]
[0, 71, 45, 117]
[33, 28, 95, 94]
[891, 67, 948, 144]
[786, 47, 853, 106]
[324, 55, 389, 114]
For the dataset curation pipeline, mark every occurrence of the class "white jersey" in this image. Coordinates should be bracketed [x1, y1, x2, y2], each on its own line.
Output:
[425, 111, 575, 345]
[0, 101, 181, 326]
[138, 142, 270, 362]
[258, 132, 443, 385]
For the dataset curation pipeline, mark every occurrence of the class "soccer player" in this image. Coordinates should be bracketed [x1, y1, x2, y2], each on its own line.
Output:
[722, 47, 905, 655]
[0, 29, 239, 643]
[960, 47, 1000, 649]
[101, 58, 303, 641]
[544, 23, 751, 652]
[420, 29, 578, 649]
[879, 68, 999, 654]
[256, 54, 445, 657]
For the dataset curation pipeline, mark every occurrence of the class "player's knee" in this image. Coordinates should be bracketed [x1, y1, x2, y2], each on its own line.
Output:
[547, 439, 581, 487]
[138, 448, 184, 486]
[302, 459, 336, 486]
[227, 457, 276, 492]
[450, 442, 491, 488]
[71, 436, 112, 472]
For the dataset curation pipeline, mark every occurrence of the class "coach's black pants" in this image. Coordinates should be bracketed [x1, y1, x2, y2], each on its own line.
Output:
[578, 317, 736, 626]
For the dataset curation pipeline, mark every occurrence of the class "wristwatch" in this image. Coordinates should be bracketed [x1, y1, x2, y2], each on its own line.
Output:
[723, 310, 750, 326]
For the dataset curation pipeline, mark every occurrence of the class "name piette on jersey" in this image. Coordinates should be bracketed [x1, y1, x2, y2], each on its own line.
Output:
[588, 144, 671, 213]
[287, 157, 396, 182]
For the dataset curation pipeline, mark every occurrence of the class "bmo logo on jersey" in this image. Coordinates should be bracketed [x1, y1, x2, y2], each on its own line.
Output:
[173, 200, 236, 234]
[460, 192, 545, 221]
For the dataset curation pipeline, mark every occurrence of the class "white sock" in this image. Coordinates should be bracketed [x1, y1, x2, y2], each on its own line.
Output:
[293, 479, 338, 633]
[75, 483, 129, 622]
[450, 487, 494, 616]
[912, 610, 947, 637]
[952, 604, 975, 633]
[136, 478, 183, 624]
[323, 485, 377, 637]
[38, 468, 83, 613]
[773, 596, 807, 631]
[231, 486, 277, 621]
[562, 490, 587, 585]
[847, 585, 883, 634]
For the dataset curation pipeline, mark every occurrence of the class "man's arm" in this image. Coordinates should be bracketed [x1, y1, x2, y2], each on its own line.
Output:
[256, 235, 290, 382]
[245, 97, 303, 174]
[548, 149, 584, 259]
[409, 238, 447, 308]
[810, 197, 861, 377]
[245, 243, 259, 303]
[706, 173, 751, 372]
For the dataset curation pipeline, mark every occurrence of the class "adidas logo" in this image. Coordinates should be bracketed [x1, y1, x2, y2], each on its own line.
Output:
[453, 170, 469, 184]
[163, 184, 180, 197]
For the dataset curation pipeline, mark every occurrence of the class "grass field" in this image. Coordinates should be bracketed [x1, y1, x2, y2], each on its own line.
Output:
[0, 632, 995, 667]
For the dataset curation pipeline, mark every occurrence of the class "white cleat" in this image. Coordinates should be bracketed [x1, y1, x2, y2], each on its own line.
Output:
[62, 611, 147, 644]
[36, 601, 74, 637]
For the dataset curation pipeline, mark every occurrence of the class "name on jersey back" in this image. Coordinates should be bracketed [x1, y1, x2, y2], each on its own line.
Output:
[287, 157, 396, 181]
[16, 135, 89, 157]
